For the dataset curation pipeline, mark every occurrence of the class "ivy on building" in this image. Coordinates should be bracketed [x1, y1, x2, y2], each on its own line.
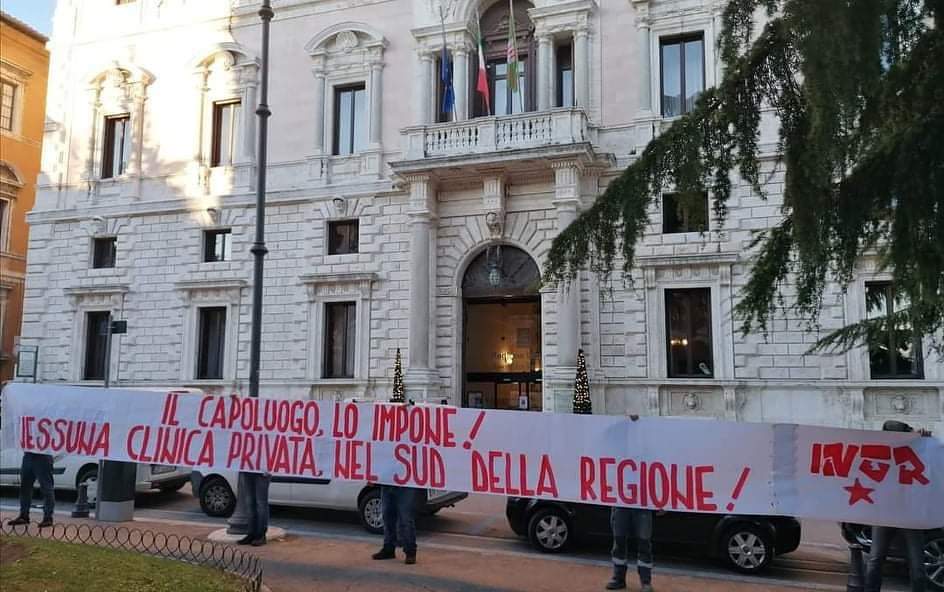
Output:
[544, 0, 943, 355]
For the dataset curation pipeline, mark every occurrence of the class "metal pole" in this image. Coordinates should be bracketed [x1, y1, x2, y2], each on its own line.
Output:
[229, 0, 273, 537]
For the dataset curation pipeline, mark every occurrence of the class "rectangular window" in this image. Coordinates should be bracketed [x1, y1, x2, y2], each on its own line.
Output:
[555, 44, 574, 108]
[866, 282, 923, 379]
[660, 34, 704, 117]
[92, 237, 117, 269]
[663, 192, 709, 233]
[327, 220, 359, 255]
[665, 288, 713, 378]
[333, 85, 367, 156]
[211, 100, 241, 167]
[84, 311, 111, 380]
[489, 59, 528, 116]
[101, 114, 131, 179]
[203, 229, 232, 262]
[197, 307, 227, 380]
[0, 199, 8, 250]
[0, 79, 15, 132]
[324, 302, 356, 378]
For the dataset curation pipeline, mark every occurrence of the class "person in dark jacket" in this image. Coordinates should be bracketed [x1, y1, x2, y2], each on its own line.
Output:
[6, 452, 56, 528]
[863, 419, 933, 592]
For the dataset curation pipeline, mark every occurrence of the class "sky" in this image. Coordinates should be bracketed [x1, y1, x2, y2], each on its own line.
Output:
[3, 0, 56, 36]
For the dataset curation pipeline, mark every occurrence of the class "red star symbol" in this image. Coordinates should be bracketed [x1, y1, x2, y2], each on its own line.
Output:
[844, 478, 875, 506]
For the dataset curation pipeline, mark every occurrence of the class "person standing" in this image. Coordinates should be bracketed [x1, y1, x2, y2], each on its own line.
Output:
[607, 414, 654, 591]
[863, 420, 932, 592]
[372, 485, 419, 564]
[6, 452, 56, 528]
[236, 472, 271, 547]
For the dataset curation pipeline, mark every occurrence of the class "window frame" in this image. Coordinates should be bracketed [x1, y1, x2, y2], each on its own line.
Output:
[0, 197, 10, 252]
[83, 310, 111, 381]
[0, 78, 17, 133]
[487, 58, 529, 116]
[555, 44, 574, 108]
[210, 99, 241, 168]
[662, 191, 709, 234]
[323, 301, 357, 379]
[664, 287, 714, 378]
[100, 114, 131, 179]
[332, 84, 367, 156]
[91, 236, 118, 269]
[659, 33, 705, 118]
[865, 282, 924, 380]
[203, 228, 233, 263]
[196, 306, 227, 380]
[327, 219, 359, 256]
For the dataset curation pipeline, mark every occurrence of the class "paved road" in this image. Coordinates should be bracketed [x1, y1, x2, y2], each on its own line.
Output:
[1, 486, 914, 591]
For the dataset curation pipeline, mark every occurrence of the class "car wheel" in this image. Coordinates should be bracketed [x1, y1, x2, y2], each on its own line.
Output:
[527, 507, 571, 553]
[925, 536, 944, 591]
[721, 524, 774, 573]
[76, 465, 99, 507]
[199, 476, 235, 518]
[359, 488, 384, 535]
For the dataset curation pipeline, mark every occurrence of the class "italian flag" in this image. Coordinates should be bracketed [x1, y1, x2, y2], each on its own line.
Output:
[475, 13, 491, 115]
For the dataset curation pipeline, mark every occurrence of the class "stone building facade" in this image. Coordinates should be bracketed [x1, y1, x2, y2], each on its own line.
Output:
[20, 0, 942, 430]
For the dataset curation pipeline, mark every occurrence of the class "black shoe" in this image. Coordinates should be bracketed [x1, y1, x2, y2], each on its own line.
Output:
[6, 516, 29, 526]
[372, 547, 396, 560]
[404, 552, 417, 565]
[236, 535, 254, 545]
[38, 518, 53, 528]
[249, 537, 266, 547]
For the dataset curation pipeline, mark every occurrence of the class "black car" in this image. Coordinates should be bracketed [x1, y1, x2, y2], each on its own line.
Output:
[841, 523, 944, 591]
[506, 497, 801, 574]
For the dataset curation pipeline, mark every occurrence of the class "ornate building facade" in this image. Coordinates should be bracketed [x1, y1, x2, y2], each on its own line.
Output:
[20, 0, 942, 430]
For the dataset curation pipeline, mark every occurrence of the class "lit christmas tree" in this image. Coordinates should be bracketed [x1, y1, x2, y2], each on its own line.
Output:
[391, 348, 405, 403]
[572, 349, 592, 414]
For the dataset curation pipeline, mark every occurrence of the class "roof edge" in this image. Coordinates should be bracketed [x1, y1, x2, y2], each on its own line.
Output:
[1, 11, 49, 44]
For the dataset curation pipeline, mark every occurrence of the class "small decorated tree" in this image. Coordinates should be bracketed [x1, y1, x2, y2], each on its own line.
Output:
[572, 349, 592, 414]
[391, 348, 405, 403]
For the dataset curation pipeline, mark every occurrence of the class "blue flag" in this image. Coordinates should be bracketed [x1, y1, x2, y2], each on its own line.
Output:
[441, 44, 455, 115]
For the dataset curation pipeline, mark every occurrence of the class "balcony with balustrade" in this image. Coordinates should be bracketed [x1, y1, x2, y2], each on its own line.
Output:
[391, 108, 603, 177]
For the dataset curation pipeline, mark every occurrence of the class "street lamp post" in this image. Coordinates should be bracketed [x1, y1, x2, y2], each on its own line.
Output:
[227, 0, 273, 536]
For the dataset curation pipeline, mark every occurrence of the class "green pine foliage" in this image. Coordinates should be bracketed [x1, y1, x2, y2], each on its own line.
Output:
[544, 0, 943, 355]
[573, 349, 592, 414]
[391, 348, 405, 403]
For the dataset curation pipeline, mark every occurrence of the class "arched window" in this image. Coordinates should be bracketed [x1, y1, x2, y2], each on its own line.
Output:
[474, 0, 536, 116]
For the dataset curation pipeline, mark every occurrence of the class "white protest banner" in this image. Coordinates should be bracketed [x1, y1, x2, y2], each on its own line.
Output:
[1, 383, 941, 529]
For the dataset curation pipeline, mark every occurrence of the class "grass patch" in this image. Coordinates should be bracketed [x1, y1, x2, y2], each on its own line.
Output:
[0, 535, 244, 592]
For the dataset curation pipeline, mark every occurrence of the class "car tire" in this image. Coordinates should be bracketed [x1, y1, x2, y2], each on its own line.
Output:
[199, 476, 235, 518]
[76, 465, 99, 507]
[527, 507, 571, 553]
[720, 523, 774, 574]
[359, 488, 384, 535]
[925, 536, 944, 591]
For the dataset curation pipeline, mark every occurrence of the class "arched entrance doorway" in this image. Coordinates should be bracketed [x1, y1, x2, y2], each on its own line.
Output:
[461, 245, 542, 411]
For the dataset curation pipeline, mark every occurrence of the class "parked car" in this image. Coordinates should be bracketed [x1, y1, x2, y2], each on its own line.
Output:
[506, 497, 801, 574]
[841, 523, 944, 590]
[0, 448, 189, 505]
[191, 470, 468, 534]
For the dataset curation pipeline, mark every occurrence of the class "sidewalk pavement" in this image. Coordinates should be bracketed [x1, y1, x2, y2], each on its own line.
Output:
[0, 512, 810, 592]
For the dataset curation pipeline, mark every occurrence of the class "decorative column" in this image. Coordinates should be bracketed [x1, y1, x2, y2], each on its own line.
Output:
[240, 77, 258, 163]
[537, 34, 553, 111]
[368, 61, 383, 147]
[191, 68, 210, 194]
[416, 51, 433, 124]
[573, 26, 589, 108]
[548, 159, 582, 412]
[636, 17, 652, 113]
[126, 81, 149, 179]
[453, 46, 469, 121]
[406, 173, 439, 399]
[311, 70, 326, 154]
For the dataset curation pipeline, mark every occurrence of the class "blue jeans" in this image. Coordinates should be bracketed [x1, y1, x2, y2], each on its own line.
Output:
[864, 526, 926, 592]
[381, 486, 417, 554]
[241, 472, 270, 540]
[611, 508, 654, 584]
[19, 453, 55, 521]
